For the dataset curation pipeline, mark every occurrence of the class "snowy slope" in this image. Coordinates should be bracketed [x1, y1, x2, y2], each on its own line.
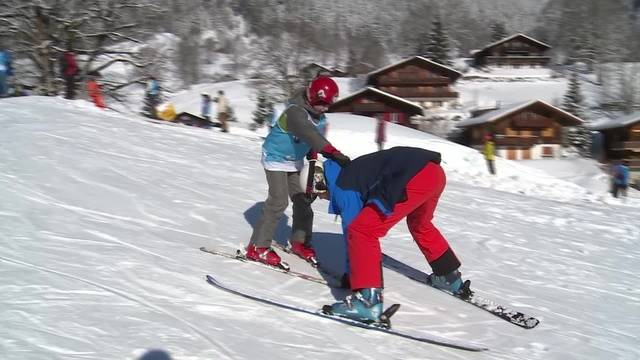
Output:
[0, 97, 639, 360]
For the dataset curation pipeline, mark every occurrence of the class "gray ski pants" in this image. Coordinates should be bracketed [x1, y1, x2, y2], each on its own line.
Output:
[250, 169, 313, 248]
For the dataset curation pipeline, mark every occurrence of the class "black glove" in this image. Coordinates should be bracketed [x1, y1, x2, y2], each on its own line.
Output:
[330, 152, 351, 167]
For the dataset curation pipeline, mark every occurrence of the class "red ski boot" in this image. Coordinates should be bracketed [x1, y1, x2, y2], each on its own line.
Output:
[245, 245, 288, 270]
[289, 242, 318, 267]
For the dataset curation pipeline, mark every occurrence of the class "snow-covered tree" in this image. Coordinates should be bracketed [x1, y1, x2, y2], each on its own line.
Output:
[490, 22, 508, 42]
[425, 15, 452, 66]
[251, 88, 274, 130]
[562, 72, 591, 157]
[0, 0, 162, 96]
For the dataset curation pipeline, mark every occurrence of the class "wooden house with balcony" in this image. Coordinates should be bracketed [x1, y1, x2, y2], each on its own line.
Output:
[456, 100, 583, 160]
[589, 112, 640, 171]
[366, 56, 462, 112]
[472, 33, 551, 68]
[328, 87, 424, 126]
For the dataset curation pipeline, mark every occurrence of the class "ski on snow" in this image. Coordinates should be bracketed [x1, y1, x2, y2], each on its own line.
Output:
[199, 246, 329, 285]
[205, 274, 488, 352]
[200, 246, 538, 329]
[382, 254, 540, 329]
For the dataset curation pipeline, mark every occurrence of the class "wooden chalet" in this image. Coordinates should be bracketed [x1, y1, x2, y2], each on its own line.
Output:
[589, 112, 640, 171]
[456, 100, 583, 160]
[366, 56, 462, 112]
[328, 87, 424, 126]
[472, 33, 551, 68]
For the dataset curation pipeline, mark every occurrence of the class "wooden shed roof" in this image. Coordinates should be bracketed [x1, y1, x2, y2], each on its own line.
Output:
[366, 56, 463, 82]
[589, 111, 640, 130]
[329, 87, 424, 116]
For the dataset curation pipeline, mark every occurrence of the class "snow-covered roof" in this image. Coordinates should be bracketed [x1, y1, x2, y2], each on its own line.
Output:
[331, 86, 424, 114]
[457, 100, 583, 127]
[366, 56, 462, 80]
[475, 33, 552, 55]
[589, 111, 640, 130]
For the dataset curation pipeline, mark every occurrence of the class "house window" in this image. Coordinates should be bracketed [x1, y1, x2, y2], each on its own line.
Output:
[542, 128, 554, 137]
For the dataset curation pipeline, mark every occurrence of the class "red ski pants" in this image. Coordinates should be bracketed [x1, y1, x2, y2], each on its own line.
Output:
[347, 162, 451, 289]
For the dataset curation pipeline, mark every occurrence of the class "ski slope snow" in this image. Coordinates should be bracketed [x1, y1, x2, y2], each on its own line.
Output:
[0, 96, 638, 360]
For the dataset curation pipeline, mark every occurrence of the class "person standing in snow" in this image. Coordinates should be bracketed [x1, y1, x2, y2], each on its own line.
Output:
[612, 160, 630, 199]
[483, 134, 496, 175]
[60, 45, 79, 99]
[375, 116, 387, 151]
[0, 45, 14, 98]
[246, 76, 351, 268]
[214, 90, 229, 133]
[201, 93, 212, 126]
[314, 147, 467, 324]
[86, 71, 105, 109]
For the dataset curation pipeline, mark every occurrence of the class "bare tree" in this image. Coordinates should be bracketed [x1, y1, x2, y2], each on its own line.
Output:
[0, 0, 162, 96]
[255, 33, 309, 100]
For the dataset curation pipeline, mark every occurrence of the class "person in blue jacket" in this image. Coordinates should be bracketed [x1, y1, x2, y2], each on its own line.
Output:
[315, 147, 467, 325]
[0, 46, 14, 98]
[612, 160, 630, 199]
[245, 76, 350, 268]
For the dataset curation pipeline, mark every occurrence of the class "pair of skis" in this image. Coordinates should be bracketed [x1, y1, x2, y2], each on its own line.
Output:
[202, 246, 539, 351]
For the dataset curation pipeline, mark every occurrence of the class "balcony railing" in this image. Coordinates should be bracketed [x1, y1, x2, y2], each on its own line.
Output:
[494, 135, 547, 147]
[376, 78, 452, 86]
[612, 141, 640, 151]
[382, 88, 459, 98]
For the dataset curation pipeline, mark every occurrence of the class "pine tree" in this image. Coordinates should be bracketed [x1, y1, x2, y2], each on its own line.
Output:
[251, 89, 274, 130]
[490, 22, 508, 42]
[562, 72, 592, 157]
[426, 15, 451, 66]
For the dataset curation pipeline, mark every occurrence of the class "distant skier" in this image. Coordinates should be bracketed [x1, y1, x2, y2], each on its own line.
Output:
[60, 46, 79, 99]
[315, 147, 466, 325]
[86, 71, 105, 109]
[201, 93, 212, 126]
[145, 76, 161, 117]
[0, 45, 13, 98]
[483, 134, 496, 175]
[375, 117, 386, 151]
[214, 90, 229, 132]
[246, 76, 350, 268]
[612, 160, 630, 199]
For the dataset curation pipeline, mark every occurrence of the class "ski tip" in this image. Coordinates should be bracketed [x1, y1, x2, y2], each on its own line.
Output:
[522, 318, 541, 329]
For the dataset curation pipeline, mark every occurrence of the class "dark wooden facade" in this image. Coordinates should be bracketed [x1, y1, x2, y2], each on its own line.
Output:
[329, 87, 423, 127]
[473, 34, 551, 68]
[457, 100, 583, 160]
[367, 56, 462, 109]
[590, 113, 640, 171]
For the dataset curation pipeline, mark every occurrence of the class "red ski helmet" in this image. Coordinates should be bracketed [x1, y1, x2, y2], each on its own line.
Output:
[306, 76, 339, 106]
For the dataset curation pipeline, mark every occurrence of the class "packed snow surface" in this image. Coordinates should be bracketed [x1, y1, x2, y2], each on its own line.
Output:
[0, 96, 638, 360]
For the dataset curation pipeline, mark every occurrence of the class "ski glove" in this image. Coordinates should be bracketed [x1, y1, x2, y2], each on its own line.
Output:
[306, 150, 318, 160]
[320, 144, 351, 167]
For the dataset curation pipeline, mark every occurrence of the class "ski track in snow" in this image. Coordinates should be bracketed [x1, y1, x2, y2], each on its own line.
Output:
[0, 256, 238, 359]
[1, 97, 639, 359]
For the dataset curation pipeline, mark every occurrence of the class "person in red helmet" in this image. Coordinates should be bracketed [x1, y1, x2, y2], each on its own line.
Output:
[245, 76, 351, 269]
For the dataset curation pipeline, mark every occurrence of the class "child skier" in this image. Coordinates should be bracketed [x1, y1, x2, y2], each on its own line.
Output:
[315, 146, 467, 325]
[246, 76, 350, 268]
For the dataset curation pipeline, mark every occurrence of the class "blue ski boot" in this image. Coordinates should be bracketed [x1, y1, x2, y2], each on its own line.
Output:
[428, 270, 466, 295]
[324, 288, 384, 325]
